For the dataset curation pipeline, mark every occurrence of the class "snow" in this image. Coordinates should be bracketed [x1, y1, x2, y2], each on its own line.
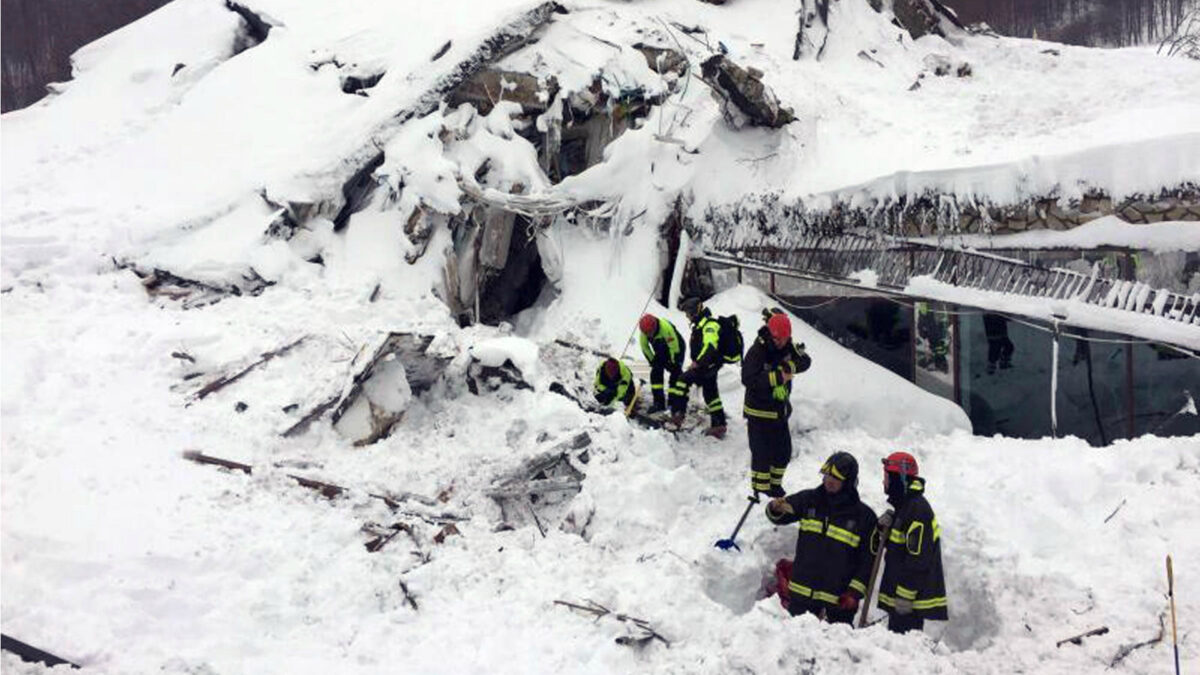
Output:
[470, 336, 541, 378]
[915, 215, 1200, 253]
[907, 275, 1200, 350]
[3, 0, 1200, 673]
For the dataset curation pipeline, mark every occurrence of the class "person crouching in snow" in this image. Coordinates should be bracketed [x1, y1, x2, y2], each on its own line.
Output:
[593, 357, 637, 416]
[741, 308, 810, 498]
[765, 452, 878, 624]
[877, 451, 948, 634]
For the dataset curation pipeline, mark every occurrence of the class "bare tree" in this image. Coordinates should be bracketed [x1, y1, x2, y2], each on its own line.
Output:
[1158, 7, 1200, 58]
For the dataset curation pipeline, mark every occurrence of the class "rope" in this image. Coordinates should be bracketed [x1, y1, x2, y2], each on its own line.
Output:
[621, 279, 660, 360]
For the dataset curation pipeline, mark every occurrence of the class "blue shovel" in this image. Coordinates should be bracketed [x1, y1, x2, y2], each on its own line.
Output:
[714, 495, 760, 551]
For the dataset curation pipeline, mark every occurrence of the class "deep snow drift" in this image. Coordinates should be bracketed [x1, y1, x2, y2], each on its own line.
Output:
[2, 0, 1199, 673]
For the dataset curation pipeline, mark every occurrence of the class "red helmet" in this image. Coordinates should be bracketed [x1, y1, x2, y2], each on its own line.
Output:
[882, 451, 919, 476]
[639, 314, 658, 335]
[767, 312, 791, 341]
[603, 358, 620, 379]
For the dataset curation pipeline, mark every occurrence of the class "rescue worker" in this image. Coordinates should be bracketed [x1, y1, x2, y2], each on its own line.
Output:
[765, 452, 878, 624]
[593, 357, 637, 416]
[638, 313, 686, 415]
[877, 451, 948, 634]
[741, 309, 811, 498]
[672, 298, 731, 438]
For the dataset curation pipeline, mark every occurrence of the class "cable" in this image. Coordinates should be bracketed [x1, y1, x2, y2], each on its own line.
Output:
[620, 278, 660, 360]
[766, 290, 1200, 359]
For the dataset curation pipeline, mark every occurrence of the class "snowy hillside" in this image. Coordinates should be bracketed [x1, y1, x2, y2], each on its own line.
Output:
[2, 0, 1198, 673]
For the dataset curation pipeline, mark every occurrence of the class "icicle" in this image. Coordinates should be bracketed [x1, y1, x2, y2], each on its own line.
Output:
[668, 229, 690, 311]
[1050, 317, 1062, 438]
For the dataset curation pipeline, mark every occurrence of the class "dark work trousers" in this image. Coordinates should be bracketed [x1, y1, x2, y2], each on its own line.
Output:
[676, 368, 725, 427]
[747, 418, 791, 496]
[650, 365, 685, 412]
[788, 599, 853, 625]
[887, 613, 924, 634]
[987, 336, 1014, 369]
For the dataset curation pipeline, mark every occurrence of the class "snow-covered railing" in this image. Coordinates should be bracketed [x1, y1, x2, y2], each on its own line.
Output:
[701, 232, 1200, 328]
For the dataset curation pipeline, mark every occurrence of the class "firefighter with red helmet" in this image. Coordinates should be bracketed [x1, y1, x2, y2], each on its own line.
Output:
[637, 313, 686, 415]
[741, 308, 810, 498]
[878, 451, 948, 634]
[765, 452, 879, 624]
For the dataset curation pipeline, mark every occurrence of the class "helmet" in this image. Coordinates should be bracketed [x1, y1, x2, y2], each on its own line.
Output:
[882, 451, 919, 477]
[767, 312, 791, 341]
[639, 314, 658, 335]
[821, 451, 858, 487]
[679, 298, 703, 321]
[603, 358, 620, 380]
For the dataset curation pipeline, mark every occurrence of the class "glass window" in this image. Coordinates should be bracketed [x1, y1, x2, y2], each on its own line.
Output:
[1054, 329, 1130, 446]
[959, 312, 1053, 438]
[1132, 342, 1200, 437]
[914, 302, 955, 401]
[787, 297, 913, 381]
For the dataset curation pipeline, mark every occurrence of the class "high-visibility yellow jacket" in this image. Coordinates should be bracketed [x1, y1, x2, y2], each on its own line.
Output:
[593, 360, 634, 409]
[639, 317, 685, 372]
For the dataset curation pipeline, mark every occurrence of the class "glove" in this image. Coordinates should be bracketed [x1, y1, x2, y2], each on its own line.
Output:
[838, 592, 859, 612]
[894, 597, 913, 615]
[878, 509, 895, 530]
[772, 384, 789, 401]
[767, 497, 793, 514]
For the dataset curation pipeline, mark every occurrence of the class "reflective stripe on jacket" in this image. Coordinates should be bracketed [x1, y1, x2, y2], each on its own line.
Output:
[689, 311, 723, 371]
[877, 477, 948, 620]
[741, 326, 810, 422]
[593, 360, 633, 408]
[766, 486, 878, 608]
[639, 317, 685, 370]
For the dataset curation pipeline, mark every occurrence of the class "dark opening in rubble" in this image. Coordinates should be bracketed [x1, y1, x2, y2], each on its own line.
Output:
[333, 152, 385, 232]
[477, 215, 547, 325]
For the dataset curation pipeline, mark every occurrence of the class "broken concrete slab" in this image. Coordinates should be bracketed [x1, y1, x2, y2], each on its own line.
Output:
[699, 54, 795, 129]
[331, 332, 453, 445]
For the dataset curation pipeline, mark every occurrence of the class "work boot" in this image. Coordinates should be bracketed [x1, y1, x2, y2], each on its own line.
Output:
[767, 485, 786, 498]
[703, 425, 727, 439]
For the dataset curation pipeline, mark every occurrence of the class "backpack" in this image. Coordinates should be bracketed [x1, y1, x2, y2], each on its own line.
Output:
[717, 314, 743, 363]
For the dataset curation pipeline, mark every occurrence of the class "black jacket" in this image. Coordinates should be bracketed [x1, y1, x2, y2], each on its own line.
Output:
[878, 476, 948, 620]
[741, 326, 811, 423]
[688, 308, 723, 373]
[767, 485, 878, 609]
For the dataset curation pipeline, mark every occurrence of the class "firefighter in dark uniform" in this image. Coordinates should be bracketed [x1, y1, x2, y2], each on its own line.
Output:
[765, 452, 879, 624]
[671, 298, 732, 438]
[638, 313, 686, 415]
[877, 451, 948, 634]
[593, 357, 637, 416]
[741, 309, 811, 498]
